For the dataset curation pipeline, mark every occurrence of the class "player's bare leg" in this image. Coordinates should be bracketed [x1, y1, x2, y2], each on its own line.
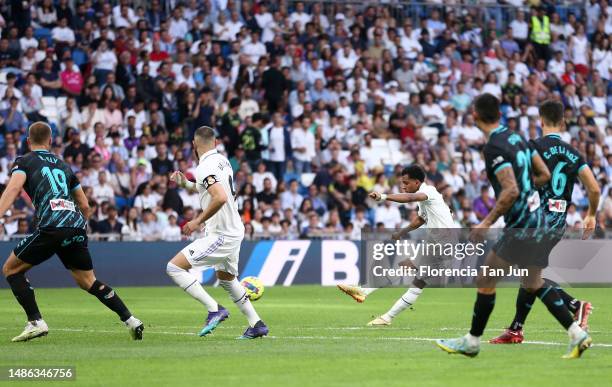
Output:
[216, 271, 268, 339]
[166, 252, 227, 336]
[70, 269, 143, 340]
[3, 252, 48, 342]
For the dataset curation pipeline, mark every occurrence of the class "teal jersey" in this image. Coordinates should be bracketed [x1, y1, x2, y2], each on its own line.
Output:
[483, 126, 544, 231]
[11, 150, 86, 230]
[530, 134, 588, 230]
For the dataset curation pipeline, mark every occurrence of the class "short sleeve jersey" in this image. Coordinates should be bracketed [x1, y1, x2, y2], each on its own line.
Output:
[11, 150, 86, 229]
[195, 149, 245, 238]
[483, 126, 542, 228]
[530, 134, 588, 229]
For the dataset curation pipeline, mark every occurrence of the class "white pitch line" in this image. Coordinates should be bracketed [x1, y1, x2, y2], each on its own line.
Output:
[1, 327, 610, 348]
[136, 325, 606, 334]
[268, 336, 612, 348]
[0, 326, 196, 336]
[439, 327, 604, 334]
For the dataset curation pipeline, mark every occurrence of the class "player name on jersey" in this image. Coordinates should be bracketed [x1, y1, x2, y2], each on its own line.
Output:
[541, 145, 580, 163]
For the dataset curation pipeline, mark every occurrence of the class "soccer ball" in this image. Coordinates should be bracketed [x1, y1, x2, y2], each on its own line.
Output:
[241, 276, 264, 301]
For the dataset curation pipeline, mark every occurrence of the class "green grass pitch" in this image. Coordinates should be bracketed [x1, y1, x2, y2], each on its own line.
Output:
[1, 286, 611, 386]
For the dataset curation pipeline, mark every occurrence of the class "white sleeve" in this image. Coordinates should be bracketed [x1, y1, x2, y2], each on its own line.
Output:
[198, 164, 221, 191]
[418, 185, 432, 202]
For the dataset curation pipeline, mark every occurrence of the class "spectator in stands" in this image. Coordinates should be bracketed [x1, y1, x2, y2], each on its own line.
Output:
[92, 40, 117, 85]
[0, 97, 25, 133]
[375, 200, 402, 229]
[240, 112, 265, 171]
[281, 179, 303, 212]
[151, 143, 173, 175]
[473, 185, 496, 221]
[139, 208, 160, 241]
[92, 170, 115, 205]
[133, 184, 158, 214]
[566, 203, 584, 227]
[161, 214, 182, 241]
[0, 1, 606, 240]
[291, 116, 316, 173]
[301, 211, 323, 238]
[266, 113, 292, 180]
[97, 206, 123, 235]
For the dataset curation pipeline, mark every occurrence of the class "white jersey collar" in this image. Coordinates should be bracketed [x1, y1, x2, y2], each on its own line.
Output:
[199, 149, 218, 163]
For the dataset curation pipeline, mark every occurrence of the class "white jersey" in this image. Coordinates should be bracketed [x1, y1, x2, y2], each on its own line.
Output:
[416, 183, 456, 228]
[195, 149, 245, 239]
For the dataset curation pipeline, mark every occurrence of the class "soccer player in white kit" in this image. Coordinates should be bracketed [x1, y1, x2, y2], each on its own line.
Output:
[338, 165, 456, 326]
[166, 126, 268, 339]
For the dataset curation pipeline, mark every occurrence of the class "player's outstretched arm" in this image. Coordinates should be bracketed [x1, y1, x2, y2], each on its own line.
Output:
[183, 179, 228, 236]
[531, 152, 551, 188]
[0, 173, 26, 218]
[481, 167, 519, 227]
[578, 165, 601, 240]
[72, 186, 91, 220]
[370, 191, 427, 203]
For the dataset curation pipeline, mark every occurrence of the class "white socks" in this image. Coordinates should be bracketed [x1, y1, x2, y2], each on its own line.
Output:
[361, 287, 378, 296]
[166, 263, 262, 327]
[464, 333, 480, 347]
[124, 316, 142, 329]
[219, 279, 261, 327]
[166, 263, 218, 312]
[382, 287, 423, 321]
[567, 322, 584, 341]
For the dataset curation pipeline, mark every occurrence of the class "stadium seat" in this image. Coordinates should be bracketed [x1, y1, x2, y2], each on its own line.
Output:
[0, 72, 6, 84]
[594, 117, 608, 134]
[284, 171, 300, 185]
[370, 138, 388, 148]
[396, 92, 409, 104]
[41, 97, 57, 109]
[56, 96, 68, 109]
[388, 139, 402, 151]
[390, 150, 408, 164]
[370, 139, 390, 164]
[339, 150, 351, 163]
[422, 126, 440, 144]
[380, 155, 393, 165]
[383, 164, 394, 175]
[300, 173, 315, 187]
[72, 48, 87, 67]
[34, 28, 52, 45]
[40, 107, 60, 126]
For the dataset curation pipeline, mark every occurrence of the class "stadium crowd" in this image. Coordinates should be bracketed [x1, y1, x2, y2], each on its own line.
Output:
[0, 0, 611, 241]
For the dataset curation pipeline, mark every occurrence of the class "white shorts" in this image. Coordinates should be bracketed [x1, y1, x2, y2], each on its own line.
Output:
[181, 234, 242, 276]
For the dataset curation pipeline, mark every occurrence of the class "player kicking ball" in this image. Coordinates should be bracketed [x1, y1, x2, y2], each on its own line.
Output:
[167, 126, 268, 339]
[436, 94, 591, 359]
[1, 122, 143, 342]
[337, 165, 456, 326]
[489, 101, 600, 344]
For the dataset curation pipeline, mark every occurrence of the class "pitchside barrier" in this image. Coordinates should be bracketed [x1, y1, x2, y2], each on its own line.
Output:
[0, 236, 610, 288]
